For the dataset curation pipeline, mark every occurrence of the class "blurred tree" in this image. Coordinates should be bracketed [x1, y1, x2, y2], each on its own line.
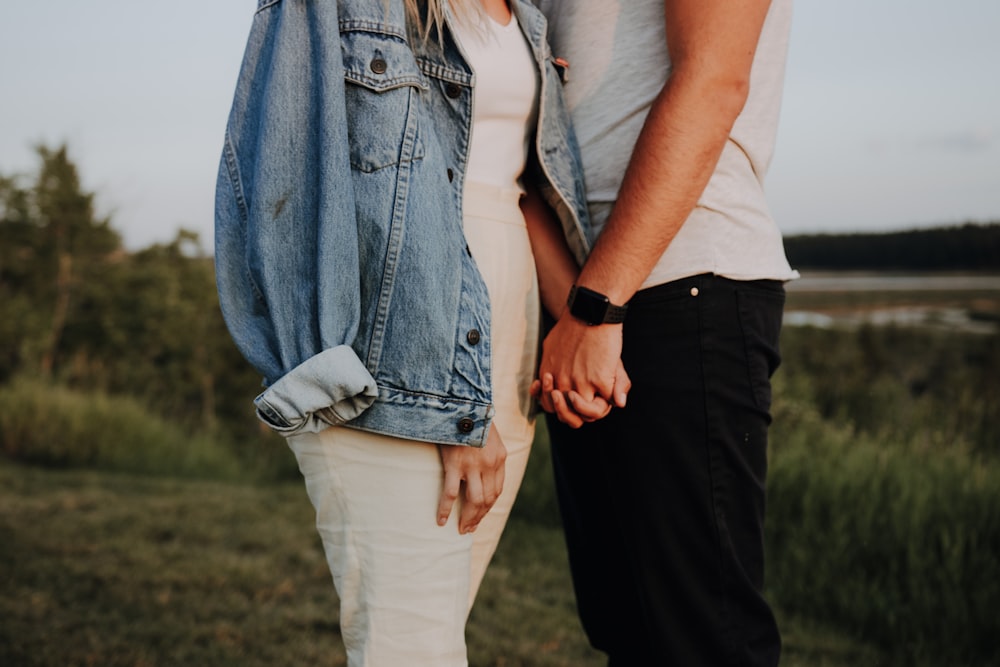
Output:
[0, 173, 38, 379]
[33, 145, 121, 375]
[0, 145, 121, 379]
[784, 222, 1000, 270]
[90, 230, 260, 434]
[0, 145, 264, 436]
[1, 144, 283, 465]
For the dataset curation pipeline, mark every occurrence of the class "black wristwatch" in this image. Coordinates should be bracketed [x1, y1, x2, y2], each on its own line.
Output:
[566, 285, 628, 326]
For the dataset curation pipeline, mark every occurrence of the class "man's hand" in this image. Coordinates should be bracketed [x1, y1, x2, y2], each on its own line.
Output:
[436, 425, 506, 534]
[533, 314, 631, 428]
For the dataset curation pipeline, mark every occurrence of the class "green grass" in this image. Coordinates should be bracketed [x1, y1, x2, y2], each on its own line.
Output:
[0, 460, 345, 667]
[1, 458, 886, 667]
[768, 401, 1000, 665]
[0, 377, 248, 480]
[3, 324, 998, 665]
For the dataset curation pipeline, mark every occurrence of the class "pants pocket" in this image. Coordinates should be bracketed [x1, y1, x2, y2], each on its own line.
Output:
[735, 281, 786, 412]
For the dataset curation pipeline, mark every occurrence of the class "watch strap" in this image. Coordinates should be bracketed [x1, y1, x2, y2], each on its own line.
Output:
[567, 285, 628, 325]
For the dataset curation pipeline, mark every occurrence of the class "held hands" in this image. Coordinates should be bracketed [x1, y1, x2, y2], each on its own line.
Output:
[436, 424, 506, 534]
[531, 315, 631, 428]
[434, 314, 629, 535]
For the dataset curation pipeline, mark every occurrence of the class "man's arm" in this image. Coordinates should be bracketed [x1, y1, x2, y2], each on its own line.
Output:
[522, 185, 631, 424]
[539, 0, 774, 422]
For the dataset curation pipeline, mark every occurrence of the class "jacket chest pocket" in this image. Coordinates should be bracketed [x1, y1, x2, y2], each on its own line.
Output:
[341, 29, 428, 172]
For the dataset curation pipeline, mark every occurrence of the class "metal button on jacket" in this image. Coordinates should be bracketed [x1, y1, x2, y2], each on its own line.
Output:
[445, 83, 461, 98]
[457, 417, 475, 433]
[466, 329, 481, 345]
[370, 57, 387, 74]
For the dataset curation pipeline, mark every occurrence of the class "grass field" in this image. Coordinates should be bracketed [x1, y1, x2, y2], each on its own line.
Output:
[5, 273, 997, 666]
[0, 457, 888, 667]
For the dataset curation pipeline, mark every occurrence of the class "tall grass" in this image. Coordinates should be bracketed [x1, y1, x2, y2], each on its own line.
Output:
[0, 377, 247, 480]
[767, 368, 1000, 664]
[778, 326, 1000, 458]
[3, 324, 998, 663]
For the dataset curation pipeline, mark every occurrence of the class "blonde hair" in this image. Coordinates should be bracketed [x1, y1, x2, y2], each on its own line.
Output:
[403, 0, 476, 43]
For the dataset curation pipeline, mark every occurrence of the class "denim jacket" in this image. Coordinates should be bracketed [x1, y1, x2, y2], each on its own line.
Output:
[215, 0, 589, 446]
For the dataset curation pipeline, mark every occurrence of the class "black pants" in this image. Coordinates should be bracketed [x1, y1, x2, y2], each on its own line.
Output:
[549, 274, 784, 666]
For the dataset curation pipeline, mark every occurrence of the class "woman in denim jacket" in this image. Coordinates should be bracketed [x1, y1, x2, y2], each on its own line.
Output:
[215, 0, 598, 663]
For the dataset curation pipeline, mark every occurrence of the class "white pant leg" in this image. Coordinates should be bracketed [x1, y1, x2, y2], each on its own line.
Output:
[285, 183, 540, 665]
[287, 429, 471, 667]
[462, 182, 540, 606]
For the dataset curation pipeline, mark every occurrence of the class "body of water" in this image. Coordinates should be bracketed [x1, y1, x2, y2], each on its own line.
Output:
[783, 272, 1000, 333]
[786, 273, 1000, 293]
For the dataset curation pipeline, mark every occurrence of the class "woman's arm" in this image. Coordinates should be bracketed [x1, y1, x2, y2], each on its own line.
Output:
[521, 185, 629, 425]
[216, 0, 381, 436]
[521, 184, 578, 320]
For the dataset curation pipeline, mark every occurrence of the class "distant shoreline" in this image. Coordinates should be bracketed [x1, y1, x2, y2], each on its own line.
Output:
[781, 268, 1000, 333]
[787, 272, 1000, 292]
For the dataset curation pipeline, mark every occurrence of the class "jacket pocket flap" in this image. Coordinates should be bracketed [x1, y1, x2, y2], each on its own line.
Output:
[341, 29, 427, 93]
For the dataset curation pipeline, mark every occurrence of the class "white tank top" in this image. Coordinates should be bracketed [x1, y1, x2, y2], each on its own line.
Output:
[451, 10, 539, 191]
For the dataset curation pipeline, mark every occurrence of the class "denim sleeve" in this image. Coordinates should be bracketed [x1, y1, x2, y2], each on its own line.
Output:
[252, 345, 378, 436]
[215, 0, 377, 435]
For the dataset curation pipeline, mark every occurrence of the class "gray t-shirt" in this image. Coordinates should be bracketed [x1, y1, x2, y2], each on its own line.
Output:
[538, 0, 798, 285]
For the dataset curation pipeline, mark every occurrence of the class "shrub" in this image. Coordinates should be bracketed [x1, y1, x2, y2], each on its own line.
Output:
[0, 377, 246, 480]
[777, 326, 1000, 458]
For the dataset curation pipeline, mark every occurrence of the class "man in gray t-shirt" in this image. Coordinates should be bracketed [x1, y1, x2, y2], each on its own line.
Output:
[534, 1, 792, 664]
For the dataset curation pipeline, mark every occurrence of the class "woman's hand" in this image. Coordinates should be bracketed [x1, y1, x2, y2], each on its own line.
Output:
[436, 425, 506, 534]
[530, 359, 631, 429]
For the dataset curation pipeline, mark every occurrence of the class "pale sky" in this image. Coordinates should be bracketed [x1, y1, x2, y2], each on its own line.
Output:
[2, 1, 998, 250]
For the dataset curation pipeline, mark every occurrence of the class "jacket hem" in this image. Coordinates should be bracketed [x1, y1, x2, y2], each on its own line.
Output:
[346, 390, 495, 447]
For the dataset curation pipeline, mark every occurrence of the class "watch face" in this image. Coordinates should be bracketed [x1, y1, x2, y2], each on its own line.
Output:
[571, 286, 610, 325]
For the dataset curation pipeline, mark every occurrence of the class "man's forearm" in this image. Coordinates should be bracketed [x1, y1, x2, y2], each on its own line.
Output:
[573, 0, 773, 306]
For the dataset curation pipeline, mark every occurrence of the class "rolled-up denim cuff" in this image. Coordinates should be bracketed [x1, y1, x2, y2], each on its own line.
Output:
[254, 345, 378, 436]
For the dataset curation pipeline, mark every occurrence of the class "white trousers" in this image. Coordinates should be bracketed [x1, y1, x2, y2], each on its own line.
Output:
[287, 182, 539, 667]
